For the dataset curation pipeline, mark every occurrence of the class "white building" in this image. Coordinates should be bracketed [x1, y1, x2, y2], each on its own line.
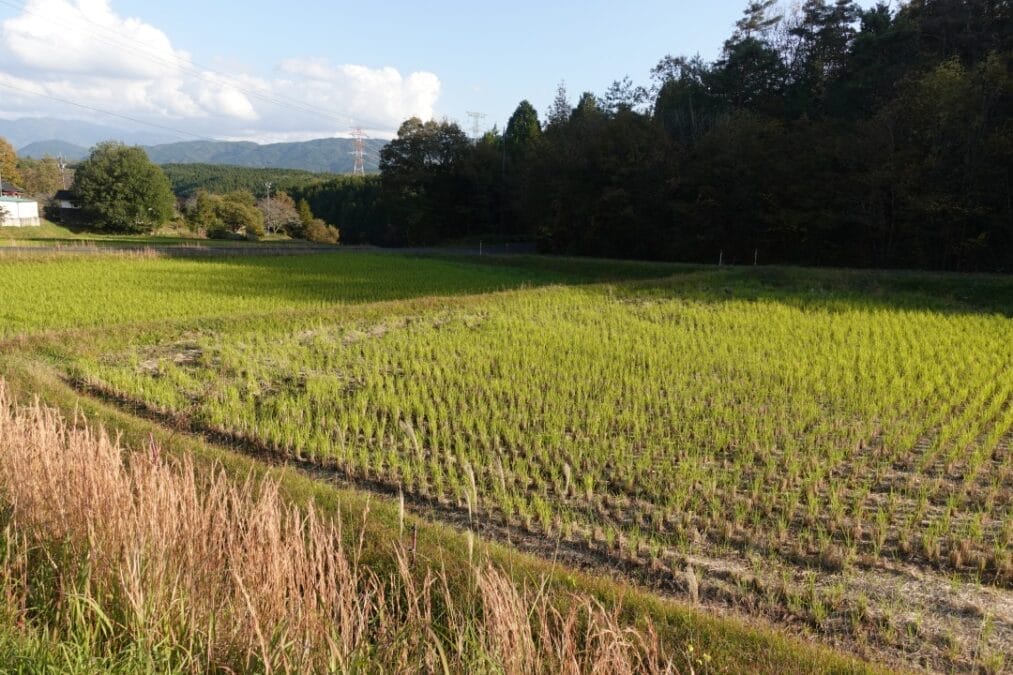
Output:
[0, 197, 41, 227]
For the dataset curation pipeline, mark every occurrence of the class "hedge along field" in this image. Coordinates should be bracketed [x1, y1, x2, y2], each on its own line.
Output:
[73, 266, 1013, 671]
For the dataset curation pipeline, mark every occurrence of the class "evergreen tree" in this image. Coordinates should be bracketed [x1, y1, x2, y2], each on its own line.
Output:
[546, 81, 573, 128]
[600, 76, 647, 115]
[571, 92, 604, 122]
[713, 1, 787, 112]
[652, 56, 719, 142]
[504, 101, 542, 159]
[785, 0, 860, 114]
[297, 198, 315, 227]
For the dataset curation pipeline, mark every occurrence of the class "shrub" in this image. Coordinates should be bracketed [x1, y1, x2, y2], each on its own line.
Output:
[184, 189, 264, 238]
[304, 218, 341, 244]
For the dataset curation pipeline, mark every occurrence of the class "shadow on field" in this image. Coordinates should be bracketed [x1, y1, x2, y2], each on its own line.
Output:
[18, 248, 1005, 323]
[121, 252, 711, 310]
[606, 265, 1013, 317]
[158, 252, 1013, 319]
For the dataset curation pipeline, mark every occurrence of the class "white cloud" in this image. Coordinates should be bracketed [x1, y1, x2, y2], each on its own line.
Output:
[276, 58, 440, 131]
[0, 0, 441, 140]
[3, 0, 181, 79]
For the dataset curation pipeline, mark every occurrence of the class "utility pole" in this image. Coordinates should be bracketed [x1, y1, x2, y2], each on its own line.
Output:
[58, 154, 68, 189]
[265, 181, 273, 200]
[466, 111, 487, 140]
[349, 127, 367, 176]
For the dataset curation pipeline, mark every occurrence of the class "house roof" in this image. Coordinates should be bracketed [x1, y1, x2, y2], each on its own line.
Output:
[0, 196, 37, 203]
[1, 180, 25, 193]
[54, 189, 75, 201]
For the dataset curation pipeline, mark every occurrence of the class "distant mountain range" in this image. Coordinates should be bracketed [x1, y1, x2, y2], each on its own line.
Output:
[144, 138, 384, 174]
[17, 139, 91, 161]
[0, 117, 176, 151]
[4, 117, 384, 174]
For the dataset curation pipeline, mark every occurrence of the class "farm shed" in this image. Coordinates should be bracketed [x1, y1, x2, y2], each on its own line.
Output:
[0, 197, 41, 227]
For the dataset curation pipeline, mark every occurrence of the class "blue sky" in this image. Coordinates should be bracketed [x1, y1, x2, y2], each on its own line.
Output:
[110, 0, 748, 132]
[0, 1, 878, 142]
[116, 0, 743, 124]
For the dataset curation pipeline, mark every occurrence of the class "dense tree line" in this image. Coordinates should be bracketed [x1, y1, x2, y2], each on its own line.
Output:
[378, 0, 1011, 271]
[287, 176, 386, 245]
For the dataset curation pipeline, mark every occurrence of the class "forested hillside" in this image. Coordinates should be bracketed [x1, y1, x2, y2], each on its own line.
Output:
[377, 0, 1011, 271]
[162, 164, 335, 198]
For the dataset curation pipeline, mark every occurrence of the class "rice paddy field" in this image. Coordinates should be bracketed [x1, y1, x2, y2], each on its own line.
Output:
[2, 249, 1011, 672]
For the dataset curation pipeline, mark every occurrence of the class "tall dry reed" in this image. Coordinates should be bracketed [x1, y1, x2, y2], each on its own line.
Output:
[0, 382, 680, 673]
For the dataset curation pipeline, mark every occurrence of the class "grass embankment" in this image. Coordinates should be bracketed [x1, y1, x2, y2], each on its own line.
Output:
[0, 219, 192, 244]
[0, 219, 298, 247]
[0, 380, 683, 673]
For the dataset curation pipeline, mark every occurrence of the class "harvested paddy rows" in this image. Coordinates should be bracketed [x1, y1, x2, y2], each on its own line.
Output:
[6, 252, 1007, 671]
[74, 275, 1013, 669]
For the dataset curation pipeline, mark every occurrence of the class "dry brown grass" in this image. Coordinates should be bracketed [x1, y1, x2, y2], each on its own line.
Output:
[0, 381, 682, 673]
